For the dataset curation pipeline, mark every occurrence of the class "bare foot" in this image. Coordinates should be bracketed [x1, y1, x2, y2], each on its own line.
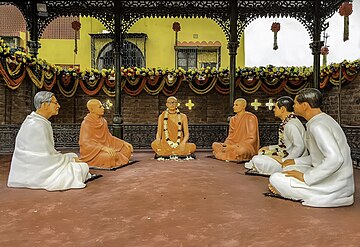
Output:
[268, 183, 280, 195]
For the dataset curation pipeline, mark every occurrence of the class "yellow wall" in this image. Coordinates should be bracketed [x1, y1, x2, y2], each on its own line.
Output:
[129, 17, 245, 68]
[19, 31, 26, 47]
[38, 17, 105, 69]
[37, 16, 245, 69]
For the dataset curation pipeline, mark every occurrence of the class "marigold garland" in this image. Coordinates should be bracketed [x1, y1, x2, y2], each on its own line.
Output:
[1, 38, 360, 96]
[163, 108, 182, 149]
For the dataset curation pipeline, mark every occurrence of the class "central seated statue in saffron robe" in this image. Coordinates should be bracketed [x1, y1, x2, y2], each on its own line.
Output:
[79, 99, 133, 168]
[151, 96, 196, 157]
[212, 98, 259, 162]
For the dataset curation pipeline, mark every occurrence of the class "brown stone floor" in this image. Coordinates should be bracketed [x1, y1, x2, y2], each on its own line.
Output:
[0, 151, 360, 247]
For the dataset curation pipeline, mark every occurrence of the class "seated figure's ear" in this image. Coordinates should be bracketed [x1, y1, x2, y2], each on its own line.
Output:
[280, 106, 286, 113]
[303, 102, 311, 110]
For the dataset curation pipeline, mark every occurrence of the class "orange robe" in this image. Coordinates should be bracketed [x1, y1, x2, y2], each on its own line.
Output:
[212, 112, 259, 162]
[79, 114, 132, 168]
[151, 111, 196, 156]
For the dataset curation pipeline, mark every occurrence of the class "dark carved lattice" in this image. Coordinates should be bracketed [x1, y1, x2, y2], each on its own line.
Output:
[3, 1, 344, 45]
[2, 122, 359, 169]
[0, 125, 19, 154]
[0, 123, 275, 152]
[342, 126, 360, 169]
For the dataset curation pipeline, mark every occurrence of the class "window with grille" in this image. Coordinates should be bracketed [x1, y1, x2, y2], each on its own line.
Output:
[175, 47, 220, 70]
[97, 40, 145, 70]
[177, 49, 197, 70]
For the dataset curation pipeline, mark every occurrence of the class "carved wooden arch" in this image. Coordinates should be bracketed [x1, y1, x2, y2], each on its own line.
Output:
[34, 13, 116, 40]
[211, 15, 314, 43]
[113, 0, 342, 43]
[0, 1, 344, 44]
[109, 1, 229, 36]
[14, 1, 114, 39]
[96, 14, 143, 35]
[233, 0, 342, 43]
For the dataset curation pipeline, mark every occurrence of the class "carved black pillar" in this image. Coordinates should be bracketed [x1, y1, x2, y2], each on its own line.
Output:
[112, 0, 123, 138]
[309, 0, 324, 90]
[227, 0, 239, 118]
[27, 1, 41, 110]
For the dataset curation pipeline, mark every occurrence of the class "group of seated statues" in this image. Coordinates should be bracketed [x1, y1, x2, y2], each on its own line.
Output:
[7, 89, 355, 208]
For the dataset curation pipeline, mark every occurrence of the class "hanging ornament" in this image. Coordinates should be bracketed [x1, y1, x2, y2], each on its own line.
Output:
[321, 46, 329, 66]
[339, 0, 353, 42]
[172, 22, 181, 32]
[172, 22, 181, 46]
[71, 20, 81, 54]
[271, 22, 280, 50]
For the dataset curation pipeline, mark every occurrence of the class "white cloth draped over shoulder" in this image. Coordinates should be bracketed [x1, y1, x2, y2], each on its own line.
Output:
[246, 117, 307, 175]
[8, 112, 90, 191]
[270, 113, 355, 207]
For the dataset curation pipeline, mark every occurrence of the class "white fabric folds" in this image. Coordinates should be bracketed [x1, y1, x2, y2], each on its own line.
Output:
[270, 113, 355, 207]
[8, 112, 90, 191]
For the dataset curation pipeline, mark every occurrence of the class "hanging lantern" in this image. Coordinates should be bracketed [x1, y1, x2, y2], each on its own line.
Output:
[172, 22, 181, 46]
[71, 21, 81, 54]
[320, 46, 329, 56]
[172, 22, 181, 32]
[271, 22, 280, 50]
[339, 0, 353, 42]
[321, 46, 329, 66]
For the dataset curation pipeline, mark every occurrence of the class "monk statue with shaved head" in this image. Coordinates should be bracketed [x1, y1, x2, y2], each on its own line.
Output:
[151, 96, 196, 158]
[212, 98, 259, 162]
[79, 99, 133, 168]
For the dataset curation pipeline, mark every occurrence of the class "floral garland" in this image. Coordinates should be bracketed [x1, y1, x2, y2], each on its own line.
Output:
[2, 38, 360, 96]
[163, 108, 182, 148]
[276, 113, 298, 157]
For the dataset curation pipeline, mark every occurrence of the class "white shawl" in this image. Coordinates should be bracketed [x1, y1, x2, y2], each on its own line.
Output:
[8, 112, 90, 191]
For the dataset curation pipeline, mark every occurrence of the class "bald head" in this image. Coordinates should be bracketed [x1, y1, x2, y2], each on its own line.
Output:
[87, 99, 101, 111]
[166, 96, 177, 103]
[235, 98, 247, 106]
[233, 98, 247, 114]
[87, 99, 105, 117]
[166, 96, 178, 112]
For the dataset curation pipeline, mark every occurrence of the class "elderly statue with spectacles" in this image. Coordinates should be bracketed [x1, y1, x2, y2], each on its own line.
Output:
[79, 99, 133, 168]
[151, 96, 196, 158]
[8, 91, 92, 191]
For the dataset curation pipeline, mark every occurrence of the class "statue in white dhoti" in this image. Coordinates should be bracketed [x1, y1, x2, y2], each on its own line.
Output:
[268, 88, 355, 207]
[7, 91, 92, 191]
[245, 96, 307, 175]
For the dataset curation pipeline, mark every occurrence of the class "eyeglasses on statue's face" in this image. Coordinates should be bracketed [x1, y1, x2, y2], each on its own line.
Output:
[41, 100, 59, 105]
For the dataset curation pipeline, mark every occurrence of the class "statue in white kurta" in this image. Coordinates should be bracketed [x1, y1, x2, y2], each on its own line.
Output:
[245, 96, 307, 175]
[8, 91, 91, 191]
[269, 88, 354, 207]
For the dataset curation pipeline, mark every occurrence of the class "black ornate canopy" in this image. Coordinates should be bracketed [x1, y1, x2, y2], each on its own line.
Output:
[0, 0, 346, 137]
[1, 1, 343, 39]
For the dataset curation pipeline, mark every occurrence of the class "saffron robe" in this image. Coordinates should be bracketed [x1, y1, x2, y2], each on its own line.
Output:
[151, 111, 196, 156]
[212, 112, 259, 162]
[269, 113, 355, 207]
[79, 114, 132, 168]
[246, 117, 307, 175]
[8, 112, 90, 191]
